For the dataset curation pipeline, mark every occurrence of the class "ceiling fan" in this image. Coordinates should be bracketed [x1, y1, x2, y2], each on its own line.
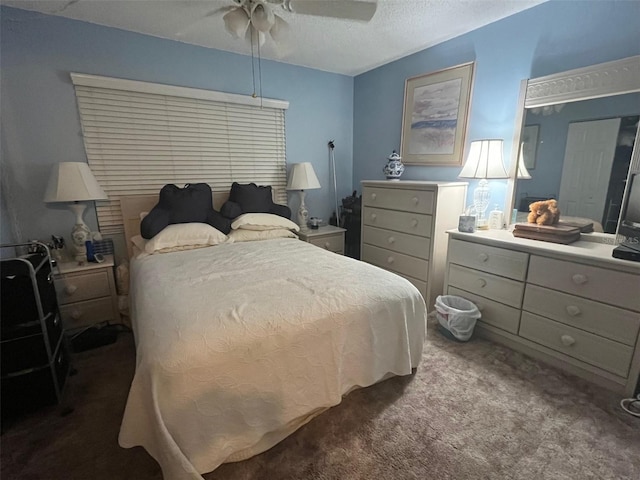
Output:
[210, 0, 378, 47]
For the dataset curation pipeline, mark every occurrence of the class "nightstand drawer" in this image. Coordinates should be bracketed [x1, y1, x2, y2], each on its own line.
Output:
[308, 234, 343, 253]
[362, 244, 428, 281]
[363, 186, 435, 214]
[55, 270, 111, 305]
[362, 206, 432, 237]
[448, 238, 529, 281]
[362, 225, 430, 259]
[59, 297, 115, 330]
[523, 284, 640, 346]
[519, 312, 633, 378]
[528, 256, 640, 312]
[447, 264, 524, 308]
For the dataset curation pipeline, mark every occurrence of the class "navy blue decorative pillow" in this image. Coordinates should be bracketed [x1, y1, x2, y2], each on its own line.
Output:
[140, 183, 231, 239]
[221, 182, 291, 220]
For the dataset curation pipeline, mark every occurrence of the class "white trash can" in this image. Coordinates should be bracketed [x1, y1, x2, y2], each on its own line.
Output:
[434, 295, 482, 342]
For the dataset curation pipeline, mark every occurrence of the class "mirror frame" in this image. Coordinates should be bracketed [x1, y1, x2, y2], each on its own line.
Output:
[506, 55, 640, 238]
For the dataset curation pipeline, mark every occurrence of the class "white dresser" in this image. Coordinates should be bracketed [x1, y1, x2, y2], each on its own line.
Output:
[444, 230, 640, 396]
[361, 180, 467, 308]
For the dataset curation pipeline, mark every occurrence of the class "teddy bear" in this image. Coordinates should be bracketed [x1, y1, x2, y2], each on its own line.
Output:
[527, 199, 560, 225]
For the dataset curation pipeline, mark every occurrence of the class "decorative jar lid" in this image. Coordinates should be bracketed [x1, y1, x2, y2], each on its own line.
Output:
[388, 150, 401, 161]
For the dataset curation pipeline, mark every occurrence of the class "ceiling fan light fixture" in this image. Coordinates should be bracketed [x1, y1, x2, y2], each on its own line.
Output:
[250, 2, 276, 33]
[223, 7, 251, 38]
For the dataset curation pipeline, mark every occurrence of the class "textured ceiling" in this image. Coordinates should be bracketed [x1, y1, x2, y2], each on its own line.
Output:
[2, 0, 546, 75]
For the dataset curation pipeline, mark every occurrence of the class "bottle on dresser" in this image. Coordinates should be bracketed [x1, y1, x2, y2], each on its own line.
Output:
[488, 205, 504, 230]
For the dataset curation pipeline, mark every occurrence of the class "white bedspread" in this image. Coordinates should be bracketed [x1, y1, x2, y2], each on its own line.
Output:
[119, 238, 426, 479]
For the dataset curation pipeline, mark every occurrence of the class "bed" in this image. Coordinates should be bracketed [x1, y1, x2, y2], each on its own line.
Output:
[117, 193, 427, 480]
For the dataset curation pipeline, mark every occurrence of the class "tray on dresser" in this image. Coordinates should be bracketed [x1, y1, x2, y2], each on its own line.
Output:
[512, 223, 581, 244]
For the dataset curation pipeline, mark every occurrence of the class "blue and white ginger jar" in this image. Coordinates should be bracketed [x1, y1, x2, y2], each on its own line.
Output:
[383, 150, 405, 180]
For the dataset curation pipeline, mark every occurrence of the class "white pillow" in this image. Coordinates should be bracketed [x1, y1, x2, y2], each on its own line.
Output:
[227, 228, 297, 243]
[144, 223, 228, 254]
[231, 213, 300, 232]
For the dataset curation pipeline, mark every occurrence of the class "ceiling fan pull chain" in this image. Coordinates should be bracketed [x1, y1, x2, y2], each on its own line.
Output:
[250, 26, 257, 98]
[257, 32, 263, 107]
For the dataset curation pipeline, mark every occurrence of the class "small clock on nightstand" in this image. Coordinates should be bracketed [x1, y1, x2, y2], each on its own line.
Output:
[297, 225, 346, 254]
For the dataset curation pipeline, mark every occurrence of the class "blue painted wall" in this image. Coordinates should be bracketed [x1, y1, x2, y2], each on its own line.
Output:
[353, 0, 640, 213]
[0, 6, 353, 252]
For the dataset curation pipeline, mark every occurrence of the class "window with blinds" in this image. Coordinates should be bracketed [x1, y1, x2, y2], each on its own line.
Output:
[71, 73, 288, 235]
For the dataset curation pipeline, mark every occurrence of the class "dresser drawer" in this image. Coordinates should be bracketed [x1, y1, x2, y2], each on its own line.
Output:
[447, 264, 524, 308]
[519, 312, 633, 378]
[362, 206, 432, 237]
[362, 226, 430, 259]
[448, 286, 521, 334]
[362, 244, 429, 281]
[59, 297, 115, 330]
[448, 239, 529, 281]
[523, 284, 640, 346]
[55, 270, 111, 305]
[308, 234, 344, 253]
[363, 186, 434, 214]
[528, 256, 640, 312]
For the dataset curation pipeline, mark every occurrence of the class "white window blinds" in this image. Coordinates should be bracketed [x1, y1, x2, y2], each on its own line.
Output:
[71, 73, 288, 235]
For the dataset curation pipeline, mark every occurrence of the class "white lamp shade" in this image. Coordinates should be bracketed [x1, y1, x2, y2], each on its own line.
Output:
[286, 162, 321, 190]
[459, 139, 509, 179]
[44, 162, 108, 203]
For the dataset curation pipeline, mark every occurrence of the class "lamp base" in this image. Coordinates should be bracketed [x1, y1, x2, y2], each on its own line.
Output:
[68, 203, 91, 262]
[297, 190, 310, 233]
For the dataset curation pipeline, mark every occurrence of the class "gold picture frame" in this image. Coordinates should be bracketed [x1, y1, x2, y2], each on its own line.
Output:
[400, 62, 475, 166]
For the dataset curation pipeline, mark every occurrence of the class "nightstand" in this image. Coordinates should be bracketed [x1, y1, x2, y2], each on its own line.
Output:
[54, 255, 120, 332]
[297, 225, 346, 254]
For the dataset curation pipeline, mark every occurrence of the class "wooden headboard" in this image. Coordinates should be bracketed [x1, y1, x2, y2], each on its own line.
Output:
[120, 191, 230, 259]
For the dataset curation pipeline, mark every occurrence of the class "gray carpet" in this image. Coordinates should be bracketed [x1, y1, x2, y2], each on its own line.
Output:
[2, 324, 639, 480]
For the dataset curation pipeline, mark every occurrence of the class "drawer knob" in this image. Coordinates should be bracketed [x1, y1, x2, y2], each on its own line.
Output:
[387, 256, 395, 264]
[371, 193, 377, 200]
[70, 309, 82, 320]
[477, 278, 487, 288]
[560, 334, 575, 346]
[566, 305, 581, 316]
[387, 236, 395, 244]
[572, 274, 588, 285]
[324, 242, 331, 249]
[54, 315, 60, 326]
[478, 253, 489, 262]
[371, 213, 377, 221]
[65, 284, 78, 295]
[412, 196, 419, 205]
[411, 219, 418, 228]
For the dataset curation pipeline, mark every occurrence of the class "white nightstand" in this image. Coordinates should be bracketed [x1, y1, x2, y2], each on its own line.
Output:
[297, 225, 346, 254]
[54, 255, 120, 332]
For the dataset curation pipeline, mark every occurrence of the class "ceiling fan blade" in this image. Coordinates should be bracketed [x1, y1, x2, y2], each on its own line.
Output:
[283, 0, 377, 22]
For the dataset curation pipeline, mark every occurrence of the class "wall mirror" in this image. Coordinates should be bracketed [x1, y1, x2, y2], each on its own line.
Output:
[508, 55, 640, 238]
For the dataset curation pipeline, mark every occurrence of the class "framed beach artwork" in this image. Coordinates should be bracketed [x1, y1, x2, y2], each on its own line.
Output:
[400, 62, 475, 166]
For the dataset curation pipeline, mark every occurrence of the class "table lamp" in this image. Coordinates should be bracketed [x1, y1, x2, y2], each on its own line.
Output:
[286, 162, 321, 232]
[44, 162, 108, 261]
[458, 139, 509, 229]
